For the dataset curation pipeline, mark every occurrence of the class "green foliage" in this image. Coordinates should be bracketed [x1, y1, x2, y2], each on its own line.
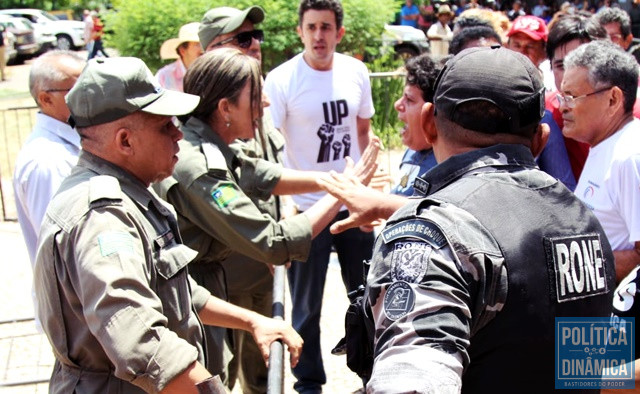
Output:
[368, 53, 405, 149]
[106, 0, 396, 73]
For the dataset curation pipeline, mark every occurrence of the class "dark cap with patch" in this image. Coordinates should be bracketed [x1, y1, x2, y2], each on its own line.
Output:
[66, 57, 200, 128]
[433, 46, 545, 136]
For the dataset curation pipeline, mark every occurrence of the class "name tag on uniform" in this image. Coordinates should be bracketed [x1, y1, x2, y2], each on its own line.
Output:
[545, 234, 608, 303]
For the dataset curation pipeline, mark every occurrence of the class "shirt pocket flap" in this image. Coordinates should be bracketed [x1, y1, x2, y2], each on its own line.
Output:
[155, 244, 197, 280]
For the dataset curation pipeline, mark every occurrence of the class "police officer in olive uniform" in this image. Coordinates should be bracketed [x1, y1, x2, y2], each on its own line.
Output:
[155, 48, 379, 381]
[35, 57, 302, 393]
[319, 47, 616, 393]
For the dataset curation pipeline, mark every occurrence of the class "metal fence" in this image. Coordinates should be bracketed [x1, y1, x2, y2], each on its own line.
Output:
[0, 105, 38, 222]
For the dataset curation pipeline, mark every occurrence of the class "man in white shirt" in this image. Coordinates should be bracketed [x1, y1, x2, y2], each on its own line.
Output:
[13, 50, 85, 328]
[263, 0, 375, 392]
[560, 41, 640, 282]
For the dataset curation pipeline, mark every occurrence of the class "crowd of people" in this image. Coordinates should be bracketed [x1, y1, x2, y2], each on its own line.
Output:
[9, 0, 640, 392]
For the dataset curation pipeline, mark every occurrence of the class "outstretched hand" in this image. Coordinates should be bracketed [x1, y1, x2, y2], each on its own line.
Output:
[350, 136, 381, 185]
[251, 315, 303, 368]
[317, 171, 389, 234]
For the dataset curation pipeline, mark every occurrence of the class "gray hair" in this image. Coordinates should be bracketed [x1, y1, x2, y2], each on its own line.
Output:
[29, 50, 85, 107]
[595, 7, 631, 37]
[564, 40, 638, 113]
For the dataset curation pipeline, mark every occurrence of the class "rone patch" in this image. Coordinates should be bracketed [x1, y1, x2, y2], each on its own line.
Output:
[391, 241, 431, 283]
[383, 281, 415, 321]
[545, 233, 609, 303]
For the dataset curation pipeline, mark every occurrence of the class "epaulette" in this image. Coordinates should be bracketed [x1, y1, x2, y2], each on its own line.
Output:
[88, 175, 122, 206]
[202, 142, 227, 172]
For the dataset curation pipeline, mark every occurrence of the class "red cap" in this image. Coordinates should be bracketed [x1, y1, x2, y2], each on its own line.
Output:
[507, 15, 548, 42]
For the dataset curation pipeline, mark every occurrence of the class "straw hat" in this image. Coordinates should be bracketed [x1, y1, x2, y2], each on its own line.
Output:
[160, 22, 201, 60]
[437, 4, 455, 16]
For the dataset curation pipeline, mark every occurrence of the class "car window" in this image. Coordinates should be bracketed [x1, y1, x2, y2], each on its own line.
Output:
[40, 12, 59, 22]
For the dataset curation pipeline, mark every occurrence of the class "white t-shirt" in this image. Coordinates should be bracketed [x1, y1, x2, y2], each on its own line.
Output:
[575, 118, 640, 251]
[264, 52, 375, 210]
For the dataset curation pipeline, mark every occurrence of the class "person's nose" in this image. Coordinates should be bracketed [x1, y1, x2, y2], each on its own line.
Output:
[394, 97, 404, 112]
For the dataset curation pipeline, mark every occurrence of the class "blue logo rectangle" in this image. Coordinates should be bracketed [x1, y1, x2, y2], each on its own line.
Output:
[556, 317, 635, 390]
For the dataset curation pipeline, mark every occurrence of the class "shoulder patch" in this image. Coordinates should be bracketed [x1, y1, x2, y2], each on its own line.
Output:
[381, 219, 447, 249]
[89, 175, 122, 203]
[212, 183, 238, 208]
[391, 241, 431, 283]
[545, 233, 609, 303]
[383, 281, 415, 321]
[202, 142, 227, 171]
[98, 231, 135, 257]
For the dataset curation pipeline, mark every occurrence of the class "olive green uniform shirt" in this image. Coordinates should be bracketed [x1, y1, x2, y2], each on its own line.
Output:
[154, 116, 312, 375]
[35, 151, 210, 394]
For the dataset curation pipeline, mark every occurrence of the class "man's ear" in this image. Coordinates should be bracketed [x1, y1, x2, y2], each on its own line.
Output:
[296, 25, 303, 40]
[609, 86, 626, 114]
[530, 122, 550, 158]
[336, 25, 346, 43]
[421, 102, 437, 144]
[37, 91, 53, 109]
[114, 127, 134, 155]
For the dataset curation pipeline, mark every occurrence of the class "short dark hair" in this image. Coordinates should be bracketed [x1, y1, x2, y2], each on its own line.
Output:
[298, 0, 344, 29]
[595, 7, 632, 37]
[404, 53, 442, 102]
[449, 26, 502, 55]
[453, 16, 492, 31]
[546, 14, 607, 60]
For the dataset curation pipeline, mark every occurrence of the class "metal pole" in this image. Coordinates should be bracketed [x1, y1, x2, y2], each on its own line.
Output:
[267, 265, 286, 394]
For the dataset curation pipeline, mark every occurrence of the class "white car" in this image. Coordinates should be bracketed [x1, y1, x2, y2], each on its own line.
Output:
[0, 9, 85, 51]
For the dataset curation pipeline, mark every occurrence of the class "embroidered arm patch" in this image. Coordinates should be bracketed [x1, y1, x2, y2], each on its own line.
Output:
[211, 184, 238, 208]
[98, 231, 135, 257]
[381, 219, 447, 249]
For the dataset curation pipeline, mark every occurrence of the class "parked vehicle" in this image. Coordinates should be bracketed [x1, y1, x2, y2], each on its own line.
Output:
[0, 15, 38, 64]
[0, 9, 85, 51]
[11, 16, 56, 55]
[381, 24, 430, 60]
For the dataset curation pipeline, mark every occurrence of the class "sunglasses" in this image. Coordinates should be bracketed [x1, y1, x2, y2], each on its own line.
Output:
[212, 29, 264, 49]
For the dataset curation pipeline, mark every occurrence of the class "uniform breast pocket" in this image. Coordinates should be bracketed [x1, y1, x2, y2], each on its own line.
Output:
[154, 243, 198, 323]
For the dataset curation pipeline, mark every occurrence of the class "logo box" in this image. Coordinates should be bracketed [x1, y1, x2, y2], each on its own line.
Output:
[556, 317, 635, 390]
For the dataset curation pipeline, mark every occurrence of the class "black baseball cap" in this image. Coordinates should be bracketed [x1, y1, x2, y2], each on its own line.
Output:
[433, 46, 545, 136]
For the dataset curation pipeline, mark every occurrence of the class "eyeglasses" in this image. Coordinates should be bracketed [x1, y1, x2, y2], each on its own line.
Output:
[45, 88, 71, 93]
[211, 29, 264, 49]
[555, 86, 613, 109]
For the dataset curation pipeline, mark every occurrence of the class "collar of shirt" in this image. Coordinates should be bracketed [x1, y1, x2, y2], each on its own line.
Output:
[416, 144, 537, 196]
[183, 116, 241, 170]
[35, 112, 81, 152]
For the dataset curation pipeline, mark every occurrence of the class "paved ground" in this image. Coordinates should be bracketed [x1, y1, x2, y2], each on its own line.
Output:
[0, 54, 403, 393]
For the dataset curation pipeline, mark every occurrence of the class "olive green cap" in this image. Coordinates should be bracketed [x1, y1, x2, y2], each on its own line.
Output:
[199, 6, 264, 50]
[66, 57, 200, 128]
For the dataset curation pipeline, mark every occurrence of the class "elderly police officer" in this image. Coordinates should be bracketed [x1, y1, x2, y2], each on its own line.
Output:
[319, 47, 616, 392]
[34, 57, 302, 394]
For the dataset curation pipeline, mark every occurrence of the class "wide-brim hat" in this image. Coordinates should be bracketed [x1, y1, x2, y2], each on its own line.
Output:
[66, 57, 200, 128]
[160, 22, 201, 60]
[437, 5, 455, 16]
[199, 6, 265, 50]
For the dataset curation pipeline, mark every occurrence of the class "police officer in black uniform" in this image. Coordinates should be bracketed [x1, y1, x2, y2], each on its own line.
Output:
[319, 46, 616, 393]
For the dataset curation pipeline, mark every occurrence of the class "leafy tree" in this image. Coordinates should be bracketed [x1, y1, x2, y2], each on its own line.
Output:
[107, 0, 395, 72]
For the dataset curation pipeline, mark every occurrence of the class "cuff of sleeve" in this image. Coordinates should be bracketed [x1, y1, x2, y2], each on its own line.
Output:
[280, 213, 313, 262]
[239, 158, 282, 201]
[189, 275, 211, 312]
[139, 329, 200, 392]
